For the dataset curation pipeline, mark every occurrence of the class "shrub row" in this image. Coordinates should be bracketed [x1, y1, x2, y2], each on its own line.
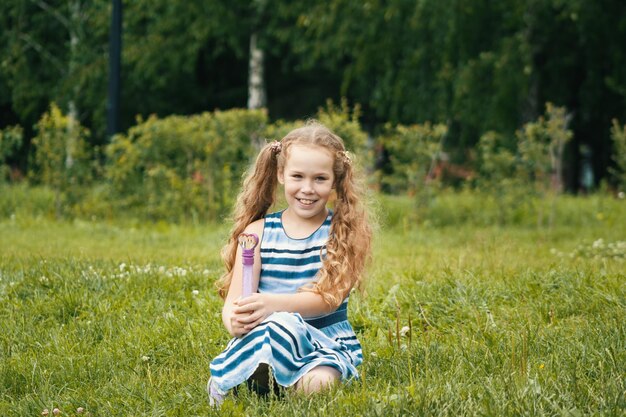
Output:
[1, 101, 625, 224]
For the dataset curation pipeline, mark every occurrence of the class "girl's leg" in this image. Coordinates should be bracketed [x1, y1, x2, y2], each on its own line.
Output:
[295, 366, 340, 394]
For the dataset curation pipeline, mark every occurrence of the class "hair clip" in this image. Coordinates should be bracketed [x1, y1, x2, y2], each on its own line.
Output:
[269, 140, 282, 154]
[337, 150, 352, 165]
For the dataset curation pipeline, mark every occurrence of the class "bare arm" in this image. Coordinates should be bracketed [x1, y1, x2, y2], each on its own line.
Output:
[232, 289, 340, 332]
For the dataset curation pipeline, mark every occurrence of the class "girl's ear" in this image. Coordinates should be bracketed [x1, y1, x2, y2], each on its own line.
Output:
[277, 169, 285, 185]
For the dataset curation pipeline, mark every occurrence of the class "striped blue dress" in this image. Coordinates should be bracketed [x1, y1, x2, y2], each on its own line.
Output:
[209, 210, 363, 394]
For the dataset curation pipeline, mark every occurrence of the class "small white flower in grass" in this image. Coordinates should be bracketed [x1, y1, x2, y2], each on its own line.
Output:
[42, 409, 49, 416]
[618, 191, 625, 199]
[158, 266, 165, 274]
[400, 326, 410, 337]
[53, 408, 60, 416]
[119, 263, 126, 272]
[141, 355, 150, 362]
[370, 352, 378, 358]
[76, 407, 85, 414]
[203, 269, 210, 276]
[192, 290, 199, 296]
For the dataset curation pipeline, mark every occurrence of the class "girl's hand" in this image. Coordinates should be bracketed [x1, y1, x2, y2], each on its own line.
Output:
[228, 310, 253, 338]
[233, 293, 275, 332]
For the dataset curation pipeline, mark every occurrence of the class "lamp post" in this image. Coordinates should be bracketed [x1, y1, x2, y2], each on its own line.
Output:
[106, 0, 122, 139]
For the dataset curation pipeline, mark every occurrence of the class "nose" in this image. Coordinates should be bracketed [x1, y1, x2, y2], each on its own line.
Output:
[301, 180, 314, 193]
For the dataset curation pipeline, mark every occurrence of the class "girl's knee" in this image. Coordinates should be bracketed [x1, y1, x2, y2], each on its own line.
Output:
[295, 366, 341, 394]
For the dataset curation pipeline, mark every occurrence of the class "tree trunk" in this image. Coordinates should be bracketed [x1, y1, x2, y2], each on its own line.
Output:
[66, 0, 81, 169]
[247, 32, 266, 110]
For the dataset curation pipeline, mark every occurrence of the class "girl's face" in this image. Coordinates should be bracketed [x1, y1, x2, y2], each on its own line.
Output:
[278, 144, 335, 223]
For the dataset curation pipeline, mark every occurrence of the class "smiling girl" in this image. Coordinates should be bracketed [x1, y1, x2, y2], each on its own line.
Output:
[207, 121, 373, 406]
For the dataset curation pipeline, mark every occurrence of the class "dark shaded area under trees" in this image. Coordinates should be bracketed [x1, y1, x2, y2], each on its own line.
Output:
[1, 0, 625, 191]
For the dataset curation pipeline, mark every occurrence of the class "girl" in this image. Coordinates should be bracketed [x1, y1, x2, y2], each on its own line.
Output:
[208, 121, 372, 406]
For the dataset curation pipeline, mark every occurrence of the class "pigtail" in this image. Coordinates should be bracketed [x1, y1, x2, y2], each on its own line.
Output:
[302, 151, 373, 308]
[216, 142, 280, 299]
[217, 121, 373, 306]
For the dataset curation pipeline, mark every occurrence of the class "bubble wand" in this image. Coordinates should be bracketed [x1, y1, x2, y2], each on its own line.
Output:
[237, 233, 259, 297]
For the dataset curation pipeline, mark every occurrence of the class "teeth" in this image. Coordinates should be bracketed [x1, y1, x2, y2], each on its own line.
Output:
[298, 198, 315, 205]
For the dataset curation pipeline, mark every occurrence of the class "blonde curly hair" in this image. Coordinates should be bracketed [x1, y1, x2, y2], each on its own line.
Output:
[217, 121, 372, 308]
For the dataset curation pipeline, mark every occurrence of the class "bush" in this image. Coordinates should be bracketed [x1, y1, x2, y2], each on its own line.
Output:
[609, 119, 626, 191]
[476, 131, 530, 224]
[377, 190, 621, 229]
[105, 109, 267, 222]
[30, 103, 93, 217]
[0, 183, 56, 218]
[378, 122, 447, 200]
[264, 98, 368, 157]
[0, 125, 22, 182]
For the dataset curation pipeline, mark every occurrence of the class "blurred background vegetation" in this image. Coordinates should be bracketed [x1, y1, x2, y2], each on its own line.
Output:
[0, 0, 625, 225]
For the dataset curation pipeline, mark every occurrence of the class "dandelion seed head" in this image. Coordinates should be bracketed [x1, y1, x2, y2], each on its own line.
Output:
[192, 290, 199, 296]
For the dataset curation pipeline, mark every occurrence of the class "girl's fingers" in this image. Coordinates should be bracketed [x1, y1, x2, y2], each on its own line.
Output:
[236, 315, 255, 324]
[236, 295, 257, 306]
[234, 302, 259, 314]
[238, 311, 264, 324]
[244, 317, 264, 330]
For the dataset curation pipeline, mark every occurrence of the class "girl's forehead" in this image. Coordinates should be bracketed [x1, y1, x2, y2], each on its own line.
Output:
[288, 143, 333, 157]
[284, 144, 334, 168]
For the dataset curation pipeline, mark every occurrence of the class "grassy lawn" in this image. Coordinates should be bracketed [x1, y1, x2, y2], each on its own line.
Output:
[0, 213, 624, 416]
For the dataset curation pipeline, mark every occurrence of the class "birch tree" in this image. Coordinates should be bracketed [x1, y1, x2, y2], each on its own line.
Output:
[247, 0, 267, 110]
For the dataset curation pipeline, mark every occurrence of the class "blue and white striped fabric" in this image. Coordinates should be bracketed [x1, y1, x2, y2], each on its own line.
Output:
[209, 210, 363, 394]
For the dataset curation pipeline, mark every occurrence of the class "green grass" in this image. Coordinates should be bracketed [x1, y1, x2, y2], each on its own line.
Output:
[0, 210, 624, 416]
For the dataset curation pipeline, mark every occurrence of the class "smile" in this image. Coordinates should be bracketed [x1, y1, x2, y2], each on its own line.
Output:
[296, 198, 317, 205]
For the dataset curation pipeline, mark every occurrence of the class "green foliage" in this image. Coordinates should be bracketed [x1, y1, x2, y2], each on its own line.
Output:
[105, 109, 267, 222]
[315, 98, 367, 155]
[30, 103, 92, 217]
[0, 125, 22, 182]
[475, 131, 530, 225]
[264, 98, 369, 168]
[517, 103, 573, 193]
[516, 103, 574, 228]
[1, 0, 625, 190]
[378, 122, 447, 198]
[262, 119, 302, 142]
[377, 191, 622, 230]
[0, 184, 56, 218]
[609, 119, 626, 190]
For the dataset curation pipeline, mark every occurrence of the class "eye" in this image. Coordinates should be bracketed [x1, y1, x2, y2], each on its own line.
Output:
[291, 174, 302, 179]
[315, 176, 329, 182]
